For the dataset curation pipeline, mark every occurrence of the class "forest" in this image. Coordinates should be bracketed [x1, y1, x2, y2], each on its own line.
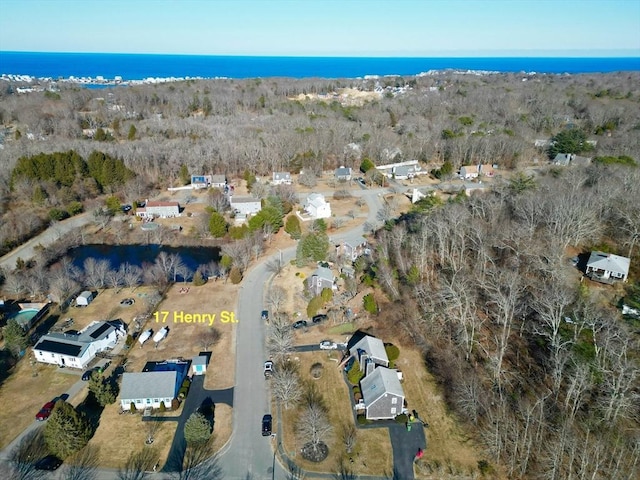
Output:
[0, 70, 639, 478]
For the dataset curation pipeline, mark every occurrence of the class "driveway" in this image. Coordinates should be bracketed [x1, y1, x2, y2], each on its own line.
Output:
[388, 423, 427, 480]
[159, 375, 233, 472]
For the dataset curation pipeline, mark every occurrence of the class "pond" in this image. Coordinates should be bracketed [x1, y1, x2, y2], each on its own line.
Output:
[66, 244, 221, 280]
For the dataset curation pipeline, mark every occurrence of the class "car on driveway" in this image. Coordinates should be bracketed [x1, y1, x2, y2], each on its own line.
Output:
[292, 320, 308, 329]
[82, 367, 99, 381]
[262, 414, 273, 436]
[312, 314, 327, 324]
[264, 360, 274, 378]
[34, 455, 62, 470]
[36, 401, 56, 421]
[261, 310, 269, 321]
[319, 340, 338, 350]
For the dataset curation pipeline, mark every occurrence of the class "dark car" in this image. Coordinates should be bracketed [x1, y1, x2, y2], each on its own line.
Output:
[312, 314, 327, 324]
[34, 455, 62, 470]
[35, 401, 56, 421]
[262, 414, 273, 436]
[292, 320, 307, 329]
[82, 367, 99, 381]
[261, 310, 269, 321]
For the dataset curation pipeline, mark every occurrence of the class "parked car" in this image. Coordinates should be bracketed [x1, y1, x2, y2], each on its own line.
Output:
[82, 367, 99, 381]
[261, 310, 269, 321]
[263, 360, 274, 378]
[34, 455, 62, 470]
[319, 340, 338, 350]
[312, 314, 328, 324]
[292, 320, 308, 329]
[262, 414, 273, 436]
[35, 401, 56, 421]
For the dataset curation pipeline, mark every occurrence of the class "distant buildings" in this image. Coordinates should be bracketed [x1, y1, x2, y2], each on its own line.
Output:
[136, 200, 181, 219]
[304, 193, 331, 219]
[272, 172, 292, 185]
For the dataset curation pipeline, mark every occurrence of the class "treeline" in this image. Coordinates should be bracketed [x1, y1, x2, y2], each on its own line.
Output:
[367, 163, 640, 478]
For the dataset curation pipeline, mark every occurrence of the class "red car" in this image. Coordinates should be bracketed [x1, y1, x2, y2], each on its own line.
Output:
[35, 401, 55, 421]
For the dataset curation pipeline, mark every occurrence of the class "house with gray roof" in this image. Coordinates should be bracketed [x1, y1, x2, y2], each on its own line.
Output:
[210, 175, 227, 188]
[335, 166, 352, 181]
[136, 200, 181, 219]
[230, 196, 262, 216]
[119, 371, 178, 411]
[360, 366, 405, 420]
[33, 320, 124, 369]
[351, 334, 389, 375]
[272, 172, 292, 185]
[306, 266, 335, 297]
[586, 251, 630, 283]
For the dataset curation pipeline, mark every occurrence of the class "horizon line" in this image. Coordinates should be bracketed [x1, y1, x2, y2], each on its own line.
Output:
[2, 49, 640, 59]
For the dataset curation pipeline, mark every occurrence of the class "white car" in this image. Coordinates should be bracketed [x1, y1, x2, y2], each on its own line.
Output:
[263, 360, 274, 377]
[319, 340, 338, 350]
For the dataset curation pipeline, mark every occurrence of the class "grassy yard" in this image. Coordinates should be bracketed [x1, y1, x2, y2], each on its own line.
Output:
[279, 351, 393, 477]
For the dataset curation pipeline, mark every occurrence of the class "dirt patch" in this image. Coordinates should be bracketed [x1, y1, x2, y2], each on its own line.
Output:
[279, 352, 393, 476]
[0, 361, 79, 449]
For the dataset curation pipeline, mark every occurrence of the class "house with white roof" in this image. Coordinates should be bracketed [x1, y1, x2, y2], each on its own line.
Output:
[360, 366, 405, 420]
[304, 193, 331, 219]
[586, 251, 630, 283]
[272, 172, 292, 185]
[33, 320, 125, 369]
[136, 200, 181, 219]
[119, 371, 179, 411]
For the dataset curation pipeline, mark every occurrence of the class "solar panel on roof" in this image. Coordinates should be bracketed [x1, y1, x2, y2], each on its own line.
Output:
[36, 339, 82, 356]
[89, 323, 111, 339]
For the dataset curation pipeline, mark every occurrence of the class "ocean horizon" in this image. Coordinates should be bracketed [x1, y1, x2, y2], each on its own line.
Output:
[1, 51, 639, 81]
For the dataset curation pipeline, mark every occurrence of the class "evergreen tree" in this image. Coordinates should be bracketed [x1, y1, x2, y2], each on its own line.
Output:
[284, 214, 302, 239]
[127, 124, 137, 140]
[88, 373, 117, 406]
[179, 164, 190, 185]
[209, 211, 228, 238]
[183, 412, 212, 446]
[297, 232, 330, 265]
[229, 266, 243, 284]
[44, 401, 92, 459]
[2, 319, 28, 355]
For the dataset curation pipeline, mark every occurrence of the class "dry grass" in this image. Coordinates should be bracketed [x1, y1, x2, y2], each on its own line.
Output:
[279, 352, 393, 476]
[88, 403, 177, 469]
[211, 403, 232, 453]
[0, 361, 80, 449]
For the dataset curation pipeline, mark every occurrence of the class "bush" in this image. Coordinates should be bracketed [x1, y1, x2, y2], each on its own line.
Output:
[395, 413, 408, 424]
[363, 293, 378, 314]
[192, 270, 206, 286]
[347, 362, 364, 385]
[159, 401, 166, 412]
[320, 287, 333, 303]
[125, 335, 134, 348]
[310, 362, 324, 379]
[229, 266, 243, 284]
[171, 398, 180, 410]
[352, 386, 360, 395]
[357, 414, 369, 425]
[307, 295, 324, 318]
[385, 344, 400, 361]
[49, 208, 70, 221]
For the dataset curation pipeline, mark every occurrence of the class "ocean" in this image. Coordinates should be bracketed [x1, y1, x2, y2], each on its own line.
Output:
[1, 52, 639, 81]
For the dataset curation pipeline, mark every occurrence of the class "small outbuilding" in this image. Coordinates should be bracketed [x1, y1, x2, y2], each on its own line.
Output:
[76, 291, 94, 307]
[191, 355, 209, 376]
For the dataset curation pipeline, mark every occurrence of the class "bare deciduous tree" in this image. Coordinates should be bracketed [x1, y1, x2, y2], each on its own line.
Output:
[271, 360, 302, 410]
[266, 285, 287, 313]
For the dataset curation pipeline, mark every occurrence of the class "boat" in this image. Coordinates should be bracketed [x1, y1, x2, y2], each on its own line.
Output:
[153, 326, 169, 343]
[138, 329, 153, 345]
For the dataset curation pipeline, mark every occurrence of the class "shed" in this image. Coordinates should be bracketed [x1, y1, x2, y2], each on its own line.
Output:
[192, 355, 208, 376]
[76, 291, 94, 307]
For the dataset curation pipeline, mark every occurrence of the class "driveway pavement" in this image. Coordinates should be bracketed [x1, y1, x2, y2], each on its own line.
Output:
[388, 423, 427, 480]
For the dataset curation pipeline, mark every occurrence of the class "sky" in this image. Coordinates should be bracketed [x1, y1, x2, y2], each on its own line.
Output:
[0, 0, 639, 57]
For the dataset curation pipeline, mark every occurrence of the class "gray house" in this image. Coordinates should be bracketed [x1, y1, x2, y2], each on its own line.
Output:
[230, 196, 262, 216]
[360, 367, 405, 420]
[351, 334, 389, 374]
[306, 266, 335, 297]
[272, 172, 292, 185]
[586, 251, 630, 283]
[210, 175, 227, 188]
[119, 371, 178, 411]
[335, 166, 352, 181]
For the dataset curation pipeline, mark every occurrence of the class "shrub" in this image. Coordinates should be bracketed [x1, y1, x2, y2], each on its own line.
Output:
[49, 208, 70, 221]
[192, 270, 206, 286]
[307, 295, 324, 318]
[171, 398, 180, 410]
[363, 293, 378, 314]
[395, 413, 408, 424]
[320, 287, 333, 303]
[159, 401, 166, 412]
[356, 414, 369, 425]
[229, 266, 243, 284]
[354, 392, 362, 402]
[352, 386, 360, 395]
[130, 402, 136, 413]
[310, 362, 324, 379]
[125, 335, 134, 348]
[385, 344, 400, 361]
[347, 362, 364, 385]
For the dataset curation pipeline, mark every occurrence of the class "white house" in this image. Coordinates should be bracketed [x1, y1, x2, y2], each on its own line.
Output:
[136, 201, 181, 219]
[230, 196, 262, 216]
[586, 251, 630, 283]
[304, 193, 331, 219]
[272, 172, 292, 185]
[360, 367, 405, 420]
[460, 164, 494, 180]
[33, 320, 125, 369]
[191, 175, 212, 188]
[76, 291, 94, 307]
[119, 371, 178, 411]
[306, 266, 336, 297]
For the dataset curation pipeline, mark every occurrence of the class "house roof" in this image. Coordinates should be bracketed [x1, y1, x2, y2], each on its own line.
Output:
[34, 321, 116, 357]
[211, 175, 226, 184]
[78, 291, 92, 299]
[335, 166, 352, 177]
[192, 355, 208, 366]
[119, 371, 178, 400]
[146, 201, 180, 208]
[360, 367, 404, 404]
[353, 335, 388, 364]
[307, 193, 328, 208]
[273, 172, 291, 180]
[231, 196, 261, 204]
[312, 266, 334, 282]
[587, 251, 630, 276]
[461, 165, 479, 173]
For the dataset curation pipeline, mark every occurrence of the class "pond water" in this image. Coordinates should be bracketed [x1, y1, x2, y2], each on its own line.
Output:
[66, 244, 221, 280]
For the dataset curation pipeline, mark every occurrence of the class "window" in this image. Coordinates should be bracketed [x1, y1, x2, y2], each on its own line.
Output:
[391, 397, 398, 404]
[146, 399, 151, 404]
[391, 407, 397, 415]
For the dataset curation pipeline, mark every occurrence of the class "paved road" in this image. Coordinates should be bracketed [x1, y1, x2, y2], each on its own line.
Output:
[0, 212, 92, 271]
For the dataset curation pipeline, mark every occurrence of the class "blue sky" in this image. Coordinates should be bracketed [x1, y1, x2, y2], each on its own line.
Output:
[0, 0, 639, 56]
